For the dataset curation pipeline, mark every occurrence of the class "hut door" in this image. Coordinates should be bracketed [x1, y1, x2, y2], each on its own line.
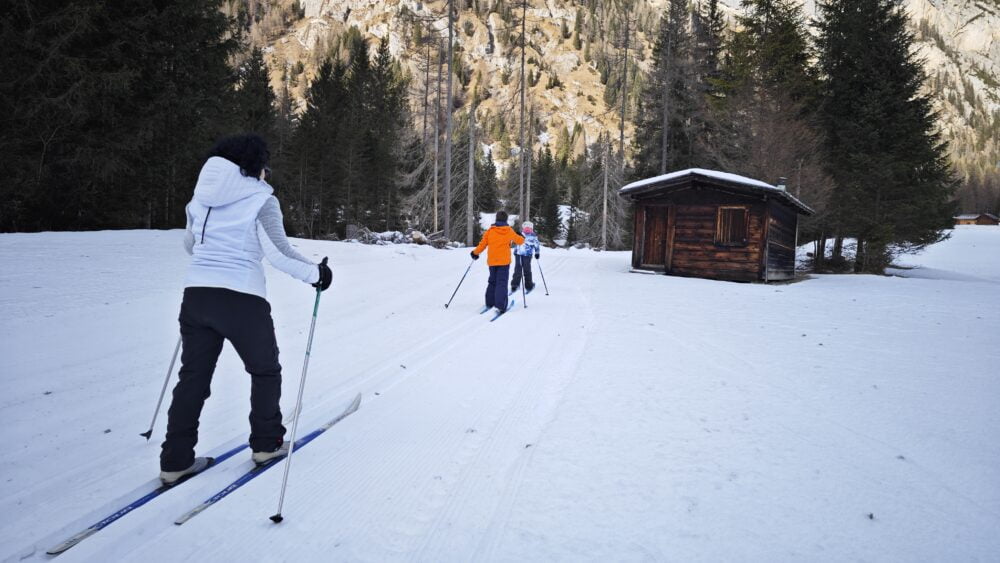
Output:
[642, 206, 669, 268]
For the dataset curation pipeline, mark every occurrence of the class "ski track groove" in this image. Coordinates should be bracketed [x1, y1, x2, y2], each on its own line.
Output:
[412, 256, 592, 561]
[190, 254, 583, 561]
[12, 251, 592, 562]
[474, 259, 595, 561]
[165, 283, 516, 561]
[13, 274, 483, 560]
[342, 315, 525, 558]
[301, 303, 488, 416]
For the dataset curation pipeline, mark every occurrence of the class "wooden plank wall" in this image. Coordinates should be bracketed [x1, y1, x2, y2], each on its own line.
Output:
[766, 202, 797, 280]
[632, 206, 644, 268]
[631, 184, 808, 282]
[642, 206, 669, 267]
[668, 196, 766, 282]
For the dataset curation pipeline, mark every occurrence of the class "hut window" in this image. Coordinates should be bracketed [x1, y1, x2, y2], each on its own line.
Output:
[715, 206, 749, 246]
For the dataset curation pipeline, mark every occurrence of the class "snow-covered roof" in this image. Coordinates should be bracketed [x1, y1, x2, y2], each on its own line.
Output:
[619, 168, 814, 215]
[954, 213, 999, 221]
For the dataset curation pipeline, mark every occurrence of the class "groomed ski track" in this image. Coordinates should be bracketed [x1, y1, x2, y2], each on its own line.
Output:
[3, 230, 1000, 561]
[3, 233, 595, 562]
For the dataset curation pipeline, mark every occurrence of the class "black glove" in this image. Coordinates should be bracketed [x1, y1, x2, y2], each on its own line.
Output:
[313, 257, 332, 291]
[535, 254, 540, 260]
[470, 251, 479, 260]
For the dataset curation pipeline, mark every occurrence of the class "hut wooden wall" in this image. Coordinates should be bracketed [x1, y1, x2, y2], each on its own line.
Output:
[634, 188, 766, 282]
[764, 201, 798, 281]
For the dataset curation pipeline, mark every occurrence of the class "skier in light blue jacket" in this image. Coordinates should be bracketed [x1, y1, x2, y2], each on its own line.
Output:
[511, 220, 540, 293]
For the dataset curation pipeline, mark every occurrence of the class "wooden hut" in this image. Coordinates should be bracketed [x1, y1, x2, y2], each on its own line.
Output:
[953, 213, 999, 226]
[620, 168, 814, 282]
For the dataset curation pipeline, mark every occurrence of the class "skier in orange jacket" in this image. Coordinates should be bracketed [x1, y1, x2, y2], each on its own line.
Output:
[471, 210, 524, 313]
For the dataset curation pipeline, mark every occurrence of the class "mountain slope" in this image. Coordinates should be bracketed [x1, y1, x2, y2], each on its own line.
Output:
[255, 0, 998, 202]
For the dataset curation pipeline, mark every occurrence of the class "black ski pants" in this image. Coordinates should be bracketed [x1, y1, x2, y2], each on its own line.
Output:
[511, 254, 533, 291]
[485, 264, 510, 311]
[161, 287, 286, 471]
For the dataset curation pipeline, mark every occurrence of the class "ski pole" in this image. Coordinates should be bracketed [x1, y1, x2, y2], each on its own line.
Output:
[270, 286, 323, 524]
[520, 254, 527, 308]
[537, 258, 549, 296]
[444, 258, 475, 308]
[140, 335, 181, 440]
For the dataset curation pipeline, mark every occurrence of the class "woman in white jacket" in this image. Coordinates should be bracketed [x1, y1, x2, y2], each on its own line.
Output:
[160, 134, 332, 485]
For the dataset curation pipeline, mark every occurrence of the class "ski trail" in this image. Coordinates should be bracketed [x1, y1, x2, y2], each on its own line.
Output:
[411, 255, 595, 560]
[118, 252, 591, 562]
[111, 283, 517, 561]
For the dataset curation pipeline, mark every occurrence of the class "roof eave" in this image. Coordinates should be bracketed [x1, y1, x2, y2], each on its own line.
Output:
[621, 174, 815, 216]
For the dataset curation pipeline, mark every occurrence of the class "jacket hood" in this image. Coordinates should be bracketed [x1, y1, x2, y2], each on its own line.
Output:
[193, 156, 273, 207]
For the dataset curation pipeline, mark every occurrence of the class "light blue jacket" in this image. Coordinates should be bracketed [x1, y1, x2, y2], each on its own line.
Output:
[515, 232, 540, 257]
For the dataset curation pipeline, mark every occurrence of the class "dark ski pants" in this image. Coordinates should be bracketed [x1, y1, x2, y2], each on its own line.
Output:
[161, 287, 286, 471]
[485, 264, 510, 312]
[511, 254, 534, 291]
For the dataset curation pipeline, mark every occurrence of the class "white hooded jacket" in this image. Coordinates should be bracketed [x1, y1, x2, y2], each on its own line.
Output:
[183, 157, 318, 298]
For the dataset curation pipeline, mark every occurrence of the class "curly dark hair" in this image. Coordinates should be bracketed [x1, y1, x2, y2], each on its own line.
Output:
[207, 133, 270, 179]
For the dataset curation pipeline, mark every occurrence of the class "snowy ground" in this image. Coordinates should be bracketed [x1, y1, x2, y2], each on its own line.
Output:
[1, 226, 998, 562]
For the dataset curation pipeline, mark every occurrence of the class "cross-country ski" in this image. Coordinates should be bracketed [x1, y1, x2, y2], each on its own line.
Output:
[175, 393, 361, 525]
[489, 299, 516, 321]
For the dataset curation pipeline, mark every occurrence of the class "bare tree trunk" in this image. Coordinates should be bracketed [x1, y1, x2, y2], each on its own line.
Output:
[423, 39, 430, 144]
[467, 103, 476, 245]
[518, 0, 527, 217]
[660, 30, 672, 174]
[434, 40, 443, 232]
[444, 0, 455, 240]
[814, 233, 826, 271]
[854, 238, 866, 273]
[619, 9, 630, 158]
[526, 105, 532, 221]
[602, 142, 609, 250]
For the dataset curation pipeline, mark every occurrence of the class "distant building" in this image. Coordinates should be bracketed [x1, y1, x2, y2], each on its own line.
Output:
[620, 169, 814, 282]
[953, 213, 999, 226]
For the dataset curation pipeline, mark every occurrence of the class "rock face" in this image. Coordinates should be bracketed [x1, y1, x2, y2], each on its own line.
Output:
[905, 0, 1000, 185]
[267, 0, 998, 177]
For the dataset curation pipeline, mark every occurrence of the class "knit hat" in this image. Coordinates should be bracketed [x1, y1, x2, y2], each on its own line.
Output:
[522, 220, 534, 233]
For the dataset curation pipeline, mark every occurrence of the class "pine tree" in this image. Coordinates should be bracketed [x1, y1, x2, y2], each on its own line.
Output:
[816, 0, 955, 273]
[632, 0, 698, 179]
[133, 0, 239, 228]
[561, 153, 588, 246]
[476, 150, 500, 216]
[366, 37, 410, 231]
[232, 47, 277, 139]
[292, 59, 349, 236]
[340, 31, 373, 227]
[694, 0, 725, 90]
[1, 0, 237, 231]
[531, 148, 562, 241]
[735, 0, 815, 103]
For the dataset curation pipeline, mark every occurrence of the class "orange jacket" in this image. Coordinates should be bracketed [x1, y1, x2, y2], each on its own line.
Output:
[473, 224, 525, 266]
